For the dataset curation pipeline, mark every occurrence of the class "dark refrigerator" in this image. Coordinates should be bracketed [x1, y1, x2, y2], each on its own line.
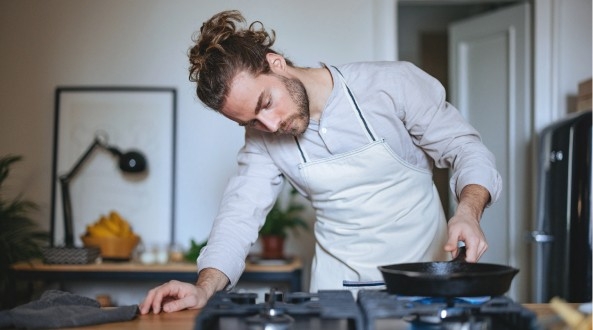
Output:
[530, 110, 592, 303]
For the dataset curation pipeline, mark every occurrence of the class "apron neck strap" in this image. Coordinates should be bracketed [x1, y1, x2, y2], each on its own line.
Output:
[295, 66, 378, 164]
[332, 66, 377, 142]
[294, 136, 307, 163]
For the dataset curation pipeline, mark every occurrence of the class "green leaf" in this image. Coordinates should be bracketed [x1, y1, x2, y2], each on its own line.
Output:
[0, 154, 49, 309]
[184, 238, 207, 262]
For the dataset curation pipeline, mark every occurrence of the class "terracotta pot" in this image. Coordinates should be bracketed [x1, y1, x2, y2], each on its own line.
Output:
[261, 235, 285, 259]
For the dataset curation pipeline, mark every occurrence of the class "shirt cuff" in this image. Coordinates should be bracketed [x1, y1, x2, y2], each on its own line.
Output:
[196, 246, 246, 289]
[451, 169, 502, 207]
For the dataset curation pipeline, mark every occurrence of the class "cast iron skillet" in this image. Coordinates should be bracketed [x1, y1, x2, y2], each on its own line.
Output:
[378, 246, 519, 297]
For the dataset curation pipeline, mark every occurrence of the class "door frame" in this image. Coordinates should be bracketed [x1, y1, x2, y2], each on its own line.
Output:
[448, 3, 532, 301]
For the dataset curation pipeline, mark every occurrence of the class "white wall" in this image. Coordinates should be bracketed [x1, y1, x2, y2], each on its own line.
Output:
[0, 0, 396, 304]
[533, 0, 593, 131]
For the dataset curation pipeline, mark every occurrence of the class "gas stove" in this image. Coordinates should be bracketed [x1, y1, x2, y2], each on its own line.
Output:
[195, 289, 363, 330]
[194, 288, 539, 330]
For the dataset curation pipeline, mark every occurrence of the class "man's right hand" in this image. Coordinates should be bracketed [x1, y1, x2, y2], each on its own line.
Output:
[139, 268, 229, 314]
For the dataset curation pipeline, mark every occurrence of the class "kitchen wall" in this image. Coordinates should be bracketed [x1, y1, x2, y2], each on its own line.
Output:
[1, 0, 589, 305]
[533, 0, 593, 130]
[0, 0, 396, 303]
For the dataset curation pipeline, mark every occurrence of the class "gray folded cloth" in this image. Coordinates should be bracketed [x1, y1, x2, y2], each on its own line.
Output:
[0, 290, 138, 329]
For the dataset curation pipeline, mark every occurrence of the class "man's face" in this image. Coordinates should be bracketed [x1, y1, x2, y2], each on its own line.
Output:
[221, 70, 310, 136]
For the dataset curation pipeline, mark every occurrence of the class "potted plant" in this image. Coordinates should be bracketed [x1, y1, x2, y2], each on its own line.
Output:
[259, 189, 308, 259]
[0, 155, 49, 309]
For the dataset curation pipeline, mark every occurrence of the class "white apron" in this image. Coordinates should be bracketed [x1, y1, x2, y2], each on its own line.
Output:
[296, 69, 449, 292]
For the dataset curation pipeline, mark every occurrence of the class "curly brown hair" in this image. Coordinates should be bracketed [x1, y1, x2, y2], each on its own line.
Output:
[188, 10, 291, 112]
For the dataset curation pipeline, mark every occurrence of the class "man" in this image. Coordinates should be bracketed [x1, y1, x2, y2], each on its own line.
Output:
[139, 10, 501, 314]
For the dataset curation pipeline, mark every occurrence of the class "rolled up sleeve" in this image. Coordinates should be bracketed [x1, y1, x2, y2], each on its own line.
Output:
[197, 129, 285, 288]
[398, 62, 502, 205]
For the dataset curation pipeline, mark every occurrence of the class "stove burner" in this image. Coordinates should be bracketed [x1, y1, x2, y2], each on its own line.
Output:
[246, 288, 295, 330]
[246, 313, 294, 330]
[410, 296, 492, 324]
[413, 296, 492, 305]
[246, 308, 294, 330]
[410, 315, 492, 330]
[357, 290, 539, 330]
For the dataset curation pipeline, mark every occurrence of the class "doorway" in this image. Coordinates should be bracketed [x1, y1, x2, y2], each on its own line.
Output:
[397, 1, 521, 217]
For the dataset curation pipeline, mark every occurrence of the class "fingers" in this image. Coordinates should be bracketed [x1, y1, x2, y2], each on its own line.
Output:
[446, 217, 488, 262]
[139, 280, 207, 315]
[139, 280, 183, 315]
[139, 283, 165, 314]
[162, 293, 202, 313]
[465, 238, 488, 262]
[451, 235, 488, 262]
[161, 297, 190, 313]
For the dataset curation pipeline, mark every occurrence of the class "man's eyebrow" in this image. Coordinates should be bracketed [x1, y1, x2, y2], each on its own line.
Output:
[254, 91, 264, 115]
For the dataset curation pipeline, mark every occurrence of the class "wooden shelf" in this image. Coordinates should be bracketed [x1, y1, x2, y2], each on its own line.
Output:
[11, 256, 303, 292]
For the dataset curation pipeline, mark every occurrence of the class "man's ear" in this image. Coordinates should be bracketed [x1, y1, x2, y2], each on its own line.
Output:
[266, 53, 287, 74]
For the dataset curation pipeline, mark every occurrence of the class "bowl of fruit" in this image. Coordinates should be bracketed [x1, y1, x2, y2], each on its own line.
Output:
[81, 211, 140, 260]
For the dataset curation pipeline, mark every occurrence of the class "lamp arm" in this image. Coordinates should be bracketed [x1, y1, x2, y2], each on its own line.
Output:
[57, 136, 144, 247]
[59, 137, 106, 247]
[60, 138, 106, 183]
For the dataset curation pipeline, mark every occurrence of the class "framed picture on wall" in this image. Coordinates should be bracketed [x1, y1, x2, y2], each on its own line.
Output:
[50, 87, 177, 249]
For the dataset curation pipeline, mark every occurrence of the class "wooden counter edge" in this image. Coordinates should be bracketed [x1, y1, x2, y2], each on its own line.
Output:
[63, 304, 575, 329]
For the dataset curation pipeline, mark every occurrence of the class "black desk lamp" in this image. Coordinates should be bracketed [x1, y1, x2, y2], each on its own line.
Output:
[43, 133, 147, 264]
[60, 134, 147, 247]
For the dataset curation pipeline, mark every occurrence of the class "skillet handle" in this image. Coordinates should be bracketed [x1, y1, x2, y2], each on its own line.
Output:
[452, 245, 467, 262]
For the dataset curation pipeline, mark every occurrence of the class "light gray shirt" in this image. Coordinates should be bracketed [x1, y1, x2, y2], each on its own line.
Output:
[197, 61, 502, 287]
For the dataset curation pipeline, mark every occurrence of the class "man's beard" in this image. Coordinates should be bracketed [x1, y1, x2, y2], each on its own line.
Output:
[276, 75, 310, 136]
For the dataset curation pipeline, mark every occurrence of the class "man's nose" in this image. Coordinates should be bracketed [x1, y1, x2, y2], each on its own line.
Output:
[257, 113, 280, 132]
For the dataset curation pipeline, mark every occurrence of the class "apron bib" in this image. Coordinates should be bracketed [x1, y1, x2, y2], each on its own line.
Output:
[297, 69, 449, 292]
